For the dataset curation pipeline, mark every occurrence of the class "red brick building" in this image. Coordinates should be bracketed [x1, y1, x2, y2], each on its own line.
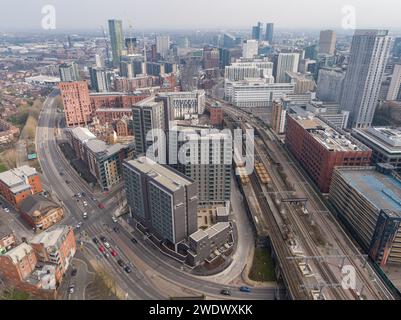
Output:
[59, 81, 92, 127]
[209, 105, 224, 126]
[285, 114, 372, 193]
[0, 165, 43, 208]
[0, 225, 17, 254]
[95, 108, 133, 125]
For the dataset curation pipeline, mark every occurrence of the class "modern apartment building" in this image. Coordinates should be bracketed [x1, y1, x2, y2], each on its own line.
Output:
[285, 71, 316, 94]
[387, 64, 401, 101]
[224, 59, 273, 81]
[156, 35, 170, 60]
[0, 165, 42, 207]
[317, 67, 345, 103]
[319, 30, 336, 55]
[89, 67, 110, 93]
[242, 40, 259, 59]
[59, 81, 92, 127]
[340, 30, 391, 128]
[169, 125, 232, 205]
[329, 165, 401, 266]
[285, 113, 372, 192]
[123, 157, 198, 248]
[273, 53, 300, 83]
[265, 23, 274, 43]
[156, 90, 205, 121]
[59, 62, 80, 82]
[66, 127, 134, 190]
[108, 19, 124, 66]
[132, 97, 166, 157]
[271, 100, 287, 134]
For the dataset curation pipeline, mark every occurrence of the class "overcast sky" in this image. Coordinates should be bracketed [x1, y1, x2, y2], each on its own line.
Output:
[1, 0, 401, 32]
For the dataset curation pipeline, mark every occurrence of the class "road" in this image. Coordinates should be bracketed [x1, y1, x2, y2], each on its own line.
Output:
[36, 89, 276, 300]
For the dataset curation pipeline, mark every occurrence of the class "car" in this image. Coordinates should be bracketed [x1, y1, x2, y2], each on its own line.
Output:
[104, 242, 111, 249]
[117, 259, 125, 267]
[124, 266, 132, 274]
[113, 227, 120, 233]
[130, 238, 138, 244]
[103, 252, 110, 259]
[83, 201, 88, 207]
[65, 180, 70, 184]
[4, 208, 9, 213]
[71, 269, 77, 277]
[239, 286, 252, 293]
[59, 172, 64, 176]
[92, 237, 99, 244]
[81, 192, 86, 197]
[98, 203, 105, 209]
[98, 245, 105, 253]
[76, 222, 82, 229]
[112, 216, 118, 223]
[220, 289, 231, 296]
[82, 212, 88, 219]
[69, 285, 75, 294]
[91, 197, 97, 201]
[100, 236, 107, 243]
[110, 249, 118, 257]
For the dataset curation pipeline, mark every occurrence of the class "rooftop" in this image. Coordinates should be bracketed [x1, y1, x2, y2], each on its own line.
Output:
[31, 226, 69, 248]
[353, 127, 401, 154]
[20, 194, 60, 217]
[0, 165, 37, 188]
[125, 156, 194, 192]
[5, 243, 33, 264]
[290, 114, 365, 152]
[338, 167, 401, 216]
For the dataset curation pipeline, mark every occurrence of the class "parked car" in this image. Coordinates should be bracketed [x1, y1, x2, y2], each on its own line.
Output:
[117, 259, 125, 267]
[82, 212, 88, 219]
[98, 245, 105, 253]
[112, 216, 118, 223]
[124, 266, 132, 274]
[103, 252, 110, 259]
[110, 249, 118, 257]
[239, 286, 252, 293]
[130, 238, 138, 244]
[69, 285, 75, 294]
[100, 236, 107, 243]
[104, 242, 111, 249]
[113, 227, 120, 233]
[92, 237, 99, 244]
[98, 203, 105, 209]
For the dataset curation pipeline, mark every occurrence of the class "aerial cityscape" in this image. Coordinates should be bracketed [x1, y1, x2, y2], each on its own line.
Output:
[1, 0, 401, 309]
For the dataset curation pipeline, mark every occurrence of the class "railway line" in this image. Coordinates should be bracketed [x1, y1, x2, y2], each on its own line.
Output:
[219, 99, 394, 300]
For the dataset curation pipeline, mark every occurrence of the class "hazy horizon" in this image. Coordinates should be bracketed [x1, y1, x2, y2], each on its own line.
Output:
[1, 0, 401, 32]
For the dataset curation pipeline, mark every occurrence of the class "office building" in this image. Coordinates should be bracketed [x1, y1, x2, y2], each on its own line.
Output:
[319, 30, 336, 55]
[95, 53, 105, 68]
[224, 79, 294, 108]
[169, 125, 232, 205]
[156, 90, 205, 121]
[317, 67, 345, 103]
[242, 40, 259, 59]
[353, 126, 401, 172]
[271, 100, 287, 134]
[393, 37, 401, 58]
[108, 19, 124, 66]
[251, 22, 263, 41]
[89, 67, 110, 93]
[156, 35, 170, 60]
[223, 33, 236, 49]
[219, 48, 231, 69]
[0, 166, 42, 208]
[285, 72, 316, 94]
[224, 59, 273, 81]
[59, 81, 92, 127]
[66, 127, 134, 190]
[203, 47, 220, 69]
[340, 30, 391, 128]
[387, 64, 401, 101]
[132, 97, 166, 157]
[123, 157, 198, 248]
[59, 62, 80, 82]
[285, 113, 372, 192]
[273, 53, 300, 83]
[329, 165, 401, 266]
[265, 23, 274, 43]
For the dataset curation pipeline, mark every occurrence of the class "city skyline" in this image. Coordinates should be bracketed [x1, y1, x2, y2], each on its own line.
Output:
[1, 0, 401, 32]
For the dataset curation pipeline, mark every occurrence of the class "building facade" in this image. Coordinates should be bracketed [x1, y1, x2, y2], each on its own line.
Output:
[319, 30, 336, 55]
[285, 114, 372, 192]
[340, 30, 391, 128]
